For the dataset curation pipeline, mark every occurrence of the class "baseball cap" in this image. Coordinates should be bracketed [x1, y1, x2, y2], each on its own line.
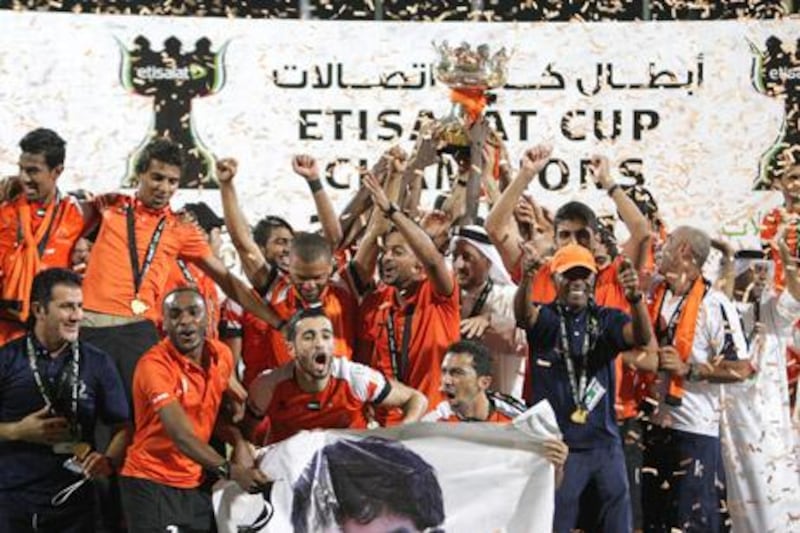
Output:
[550, 244, 597, 274]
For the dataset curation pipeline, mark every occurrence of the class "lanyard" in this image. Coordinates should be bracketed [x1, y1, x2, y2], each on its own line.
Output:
[654, 292, 688, 347]
[557, 305, 598, 411]
[177, 259, 196, 285]
[26, 335, 81, 436]
[467, 279, 494, 318]
[745, 301, 761, 349]
[126, 205, 167, 297]
[654, 280, 710, 346]
[386, 304, 415, 383]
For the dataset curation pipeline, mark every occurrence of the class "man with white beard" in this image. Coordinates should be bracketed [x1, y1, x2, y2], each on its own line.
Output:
[720, 227, 800, 533]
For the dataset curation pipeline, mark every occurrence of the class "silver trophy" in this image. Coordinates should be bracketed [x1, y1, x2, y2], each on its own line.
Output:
[433, 41, 509, 148]
[432, 41, 509, 222]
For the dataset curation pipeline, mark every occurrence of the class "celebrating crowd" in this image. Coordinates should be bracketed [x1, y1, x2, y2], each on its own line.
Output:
[0, 125, 798, 533]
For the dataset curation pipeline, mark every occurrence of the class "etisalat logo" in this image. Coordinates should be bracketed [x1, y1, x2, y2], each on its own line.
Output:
[134, 63, 209, 81]
[116, 35, 229, 189]
[750, 36, 800, 190]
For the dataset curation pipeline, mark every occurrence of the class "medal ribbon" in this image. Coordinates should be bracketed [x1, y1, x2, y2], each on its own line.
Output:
[126, 205, 167, 300]
[386, 304, 416, 383]
[557, 305, 598, 413]
[26, 335, 81, 437]
[467, 279, 494, 318]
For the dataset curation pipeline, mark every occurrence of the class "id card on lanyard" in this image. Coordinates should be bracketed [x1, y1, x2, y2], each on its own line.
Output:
[26, 335, 84, 454]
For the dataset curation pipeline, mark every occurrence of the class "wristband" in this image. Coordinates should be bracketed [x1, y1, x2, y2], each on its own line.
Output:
[307, 179, 323, 193]
[626, 292, 643, 304]
[687, 363, 702, 383]
[383, 203, 399, 218]
[606, 183, 621, 197]
[456, 179, 469, 187]
[215, 460, 231, 480]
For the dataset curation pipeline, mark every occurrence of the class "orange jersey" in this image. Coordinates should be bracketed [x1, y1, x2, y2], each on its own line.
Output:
[121, 338, 233, 489]
[359, 276, 460, 425]
[423, 392, 525, 423]
[162, 260, 220, 339]
[761, 208, 798, 291]
[218, 297, 276, 388]
[82, 196, 211, 322]
[0, 193, 85, 344]
[255, 357, 390, 445]
[0, 193, 85, 273]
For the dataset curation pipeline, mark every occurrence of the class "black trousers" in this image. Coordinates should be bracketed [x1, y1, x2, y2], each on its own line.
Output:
[80, 320, 160, 533]
[120, 476, 215, 533]
[0, 502, 94, 533]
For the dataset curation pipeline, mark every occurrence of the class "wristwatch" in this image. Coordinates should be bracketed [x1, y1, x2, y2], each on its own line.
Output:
[687, 363, 702, 383]
[215, 460, 231, 480]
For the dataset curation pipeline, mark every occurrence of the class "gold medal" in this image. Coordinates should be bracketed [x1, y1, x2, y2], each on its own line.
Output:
[570, 407, 589, 425]
[52, 441, 80, 455]
[72, 442, 92, 461]
[131, 297, 149, 315]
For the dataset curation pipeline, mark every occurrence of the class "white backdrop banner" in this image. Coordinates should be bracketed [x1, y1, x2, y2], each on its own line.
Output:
[213, 401, 561, 532]
[0, 12, 798, 245]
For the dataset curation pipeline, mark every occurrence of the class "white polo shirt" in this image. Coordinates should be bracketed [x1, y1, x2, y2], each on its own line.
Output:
[652, 287, 748, 438]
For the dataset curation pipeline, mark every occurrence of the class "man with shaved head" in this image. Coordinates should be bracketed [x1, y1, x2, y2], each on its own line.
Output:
[642, 225, 752, 532]
[120, 287, 267, 533]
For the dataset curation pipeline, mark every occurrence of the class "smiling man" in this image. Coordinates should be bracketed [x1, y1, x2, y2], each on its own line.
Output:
[0, 129, 86, 346]
[0, 268, 129, 533]
[516, 243, 654, 532]
[120, 287, 267, 533]
[245, 306, 427, 445]
[78, 141, 280, 401]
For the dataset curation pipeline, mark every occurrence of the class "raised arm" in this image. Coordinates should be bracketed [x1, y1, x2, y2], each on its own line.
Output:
[293, 154, 343, 248]
[588, 155, 650, 270]
[363, 172, 454, 297]
[401, 119, 441, 218]
[618, 259, 653, 348]
[711, 238, 735, 298]
[195, 254, 283, 329]
[351, 185, 392, 293]
[217, 158, 272, 291]
[514, 240, 543, 328]
[486, 145, 552, 274]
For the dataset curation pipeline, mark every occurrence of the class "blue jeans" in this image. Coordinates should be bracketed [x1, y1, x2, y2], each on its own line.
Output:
[555, 443, 632, 532]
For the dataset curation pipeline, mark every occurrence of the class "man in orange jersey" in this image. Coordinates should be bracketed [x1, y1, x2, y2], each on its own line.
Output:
[120, 287, 267, 533]
[423, 340, 569, 480]
[245, 306, 427, 445]
[356, 171, 460, 425]
[218, 155, 358, 385]
[78, 142, 280, 400]
[218, 214, 294, 376]
[761, 162, 800, 291]
[0, 129, 86, 346]
[424, 340, 530, 423]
